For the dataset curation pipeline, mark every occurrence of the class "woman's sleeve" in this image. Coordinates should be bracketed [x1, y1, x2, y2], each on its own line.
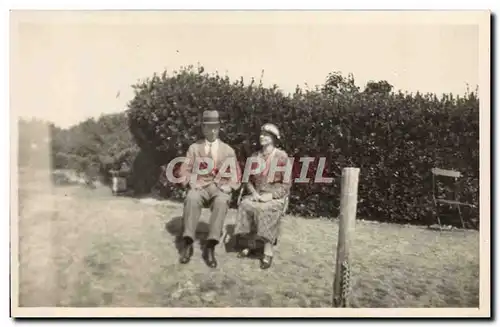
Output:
[270, 153, 292, 199]
[245, 152, 259, 192]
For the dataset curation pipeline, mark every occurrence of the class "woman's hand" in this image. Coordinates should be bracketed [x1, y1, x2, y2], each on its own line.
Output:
[258, 193, 273, 202]
[251, 193, 262, 202]
[219, 184, 232, 194]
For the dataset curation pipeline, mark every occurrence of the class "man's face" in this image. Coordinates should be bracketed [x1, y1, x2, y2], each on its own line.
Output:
[202, 124, 220, 141]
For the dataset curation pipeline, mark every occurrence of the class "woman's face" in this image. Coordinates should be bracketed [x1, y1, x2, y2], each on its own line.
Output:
[259, 131, 274, 146]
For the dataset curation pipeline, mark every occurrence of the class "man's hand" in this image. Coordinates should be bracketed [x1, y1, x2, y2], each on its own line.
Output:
[258, 193, 273, 202]
[188, 181, 200, 190]
[250, 192, 262, 202]
[219, 184, 232, 194]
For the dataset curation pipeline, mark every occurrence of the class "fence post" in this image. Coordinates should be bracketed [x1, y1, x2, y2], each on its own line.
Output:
[333, 167, 360, 307]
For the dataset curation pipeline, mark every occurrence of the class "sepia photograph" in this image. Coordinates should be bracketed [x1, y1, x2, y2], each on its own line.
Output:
[9, 9, 491, 318]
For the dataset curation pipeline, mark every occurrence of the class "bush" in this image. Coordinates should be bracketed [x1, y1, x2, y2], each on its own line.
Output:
[50, 113, 140, 187]
[125, 65, 479, 228]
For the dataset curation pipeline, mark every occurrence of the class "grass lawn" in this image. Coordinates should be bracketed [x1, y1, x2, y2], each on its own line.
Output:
[17, 170, 480, 308]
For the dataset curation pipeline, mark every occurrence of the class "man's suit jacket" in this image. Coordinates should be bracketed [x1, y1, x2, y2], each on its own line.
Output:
[179, 139, 242, 192]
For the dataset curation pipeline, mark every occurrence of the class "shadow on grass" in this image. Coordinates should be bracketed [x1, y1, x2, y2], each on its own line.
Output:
[222, 224, 266, 259]
[165, 216, 241, 254]
[222, 224, 241, 254]
[165, 216, 209, 254]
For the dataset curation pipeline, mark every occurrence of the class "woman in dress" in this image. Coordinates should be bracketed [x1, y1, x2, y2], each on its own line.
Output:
[234, 123, 291, 269]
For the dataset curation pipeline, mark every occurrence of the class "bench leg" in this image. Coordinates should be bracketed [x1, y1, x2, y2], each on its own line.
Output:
[435, 203, 443, 231]
[457, 205, 465, 229]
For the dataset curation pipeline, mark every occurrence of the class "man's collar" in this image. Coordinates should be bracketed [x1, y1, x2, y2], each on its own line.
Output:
[205, 138, 219, 145]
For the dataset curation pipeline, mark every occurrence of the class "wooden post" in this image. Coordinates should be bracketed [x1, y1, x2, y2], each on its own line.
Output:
[333, 167, 360, 307]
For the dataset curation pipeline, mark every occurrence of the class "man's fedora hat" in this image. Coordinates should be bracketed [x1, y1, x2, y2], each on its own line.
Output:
[202, 110, 220, 125]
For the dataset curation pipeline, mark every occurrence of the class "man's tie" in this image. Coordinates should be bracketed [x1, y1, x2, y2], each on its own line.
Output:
[207, 142, 216, 162]
[207, 142, 216, 175]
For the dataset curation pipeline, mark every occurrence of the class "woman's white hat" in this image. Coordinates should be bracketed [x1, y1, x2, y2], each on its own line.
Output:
[261, 123, 281, 140]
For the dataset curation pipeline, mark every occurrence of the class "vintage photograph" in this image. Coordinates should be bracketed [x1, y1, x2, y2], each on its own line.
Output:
[10, 10, 490, 317]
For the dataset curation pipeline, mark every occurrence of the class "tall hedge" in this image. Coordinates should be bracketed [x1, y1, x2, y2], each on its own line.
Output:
[126, 65, 479, 228]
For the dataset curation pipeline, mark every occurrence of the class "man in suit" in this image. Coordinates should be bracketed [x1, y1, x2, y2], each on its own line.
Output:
[178, 110, 241, 268]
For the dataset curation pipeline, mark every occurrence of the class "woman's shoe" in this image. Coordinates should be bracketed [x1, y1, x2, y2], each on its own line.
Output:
[260, 255, 273, 269]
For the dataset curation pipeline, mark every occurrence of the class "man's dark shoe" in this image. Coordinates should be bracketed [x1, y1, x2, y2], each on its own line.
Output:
[202, 243, 218, 268]
[179, 238, 194, 264]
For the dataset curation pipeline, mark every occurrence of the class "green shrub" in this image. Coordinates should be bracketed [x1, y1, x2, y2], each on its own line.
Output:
[125, 66, 479, 228]
[42, 65, 478, 228]
[49, 113, 141, 186]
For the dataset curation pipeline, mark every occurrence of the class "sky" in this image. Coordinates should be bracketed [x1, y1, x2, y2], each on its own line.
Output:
[10, 11, 483, 128]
